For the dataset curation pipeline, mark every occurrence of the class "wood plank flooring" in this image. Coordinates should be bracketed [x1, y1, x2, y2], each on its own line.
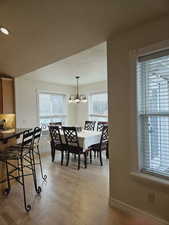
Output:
[0, 150, 157, 225]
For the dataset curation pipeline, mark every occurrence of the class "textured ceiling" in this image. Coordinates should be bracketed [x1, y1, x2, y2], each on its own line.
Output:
[0, 0, 169, 76]
[23, 42, 107, 85]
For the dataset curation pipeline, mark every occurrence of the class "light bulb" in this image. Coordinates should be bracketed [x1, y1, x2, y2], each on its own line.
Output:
[80, 95, 87, 103]
[81, 99, 87, 103]
[0, 27, 9, 35]
[75, 98, 80, 103]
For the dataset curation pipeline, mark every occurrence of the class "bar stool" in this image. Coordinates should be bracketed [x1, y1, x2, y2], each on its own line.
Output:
[0, 129, 42, 212]
[12, 127, 47, 181]
[32, 127, 47, 181]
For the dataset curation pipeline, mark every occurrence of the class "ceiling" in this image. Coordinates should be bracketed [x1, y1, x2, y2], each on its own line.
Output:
[0, 0, 169, 77]
[23, 42, 107, 85]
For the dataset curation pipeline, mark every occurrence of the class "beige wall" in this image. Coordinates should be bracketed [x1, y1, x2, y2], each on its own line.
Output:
[15, 76, 76, 128]
[76, 81, 107, 126]
[107, 15, 169, 221]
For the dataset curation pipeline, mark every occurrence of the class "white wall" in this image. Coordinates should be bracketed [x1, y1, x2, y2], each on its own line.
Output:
[76, 81, 107, 126]
[15, 75, 76, 128]
[107, 15, 169, 222]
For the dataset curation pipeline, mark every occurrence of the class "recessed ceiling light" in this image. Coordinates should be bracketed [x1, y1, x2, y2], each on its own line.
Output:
[0, 27, 9, 35]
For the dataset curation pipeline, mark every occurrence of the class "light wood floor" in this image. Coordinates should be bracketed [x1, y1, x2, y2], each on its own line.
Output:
[0, 151, 156, 225]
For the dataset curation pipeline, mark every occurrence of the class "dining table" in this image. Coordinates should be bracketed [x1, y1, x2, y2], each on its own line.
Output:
[60, 129, 102, 152]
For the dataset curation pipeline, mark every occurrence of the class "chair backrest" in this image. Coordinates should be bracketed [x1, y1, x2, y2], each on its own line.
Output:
[49, 122, 62, 127]
[97, 121, 108, 132]
[62, 126, 79, 147]
[20, 129, 34, 152]
[33, 127, 42, 145]
[49, 125, 63, 146]
[99, 125, 108, 151]
[84, 121, 96, 131]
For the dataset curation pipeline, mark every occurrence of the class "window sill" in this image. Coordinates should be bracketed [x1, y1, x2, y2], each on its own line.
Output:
[89, 114, 108, 117]
[130, 171, 169, 188]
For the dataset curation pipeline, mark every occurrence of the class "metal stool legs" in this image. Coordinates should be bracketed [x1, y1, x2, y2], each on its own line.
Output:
[3, 150, 42, 212]
[4, 161, 11, 195]
[20, 157, 32, 212]
[33, 127, 47, 181]
[34, 145, 47, 181]
[29, 150, 42, 194]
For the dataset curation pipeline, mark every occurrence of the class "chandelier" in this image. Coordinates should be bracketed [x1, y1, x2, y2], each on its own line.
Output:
[68, 76, 87, 103]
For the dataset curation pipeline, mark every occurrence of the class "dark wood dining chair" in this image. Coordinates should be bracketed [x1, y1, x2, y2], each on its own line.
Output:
[97, 121, 108, 132]
[48, 125, 66, 165]
[90, 125, 108, 166]
[84, 121, 96, 131]
[62, 126, 87, 170]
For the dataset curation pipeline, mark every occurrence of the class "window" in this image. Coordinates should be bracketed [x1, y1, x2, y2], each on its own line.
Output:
[38, 92, 67, 130]
[89, 92, 108, 122]
[137, 49, 169, 178]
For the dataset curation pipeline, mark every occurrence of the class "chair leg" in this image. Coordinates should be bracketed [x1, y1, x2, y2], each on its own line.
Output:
[53, 148, 56, 162]
[51, 142, 55, 162]
[99, 151, 103, 166]
[66, 152, 70, 166]
[20, 157, 31, 212]
[36, 145, 47, 180]
[61, 151, 64, 166]
[74, 153, 77, 160]
[90, 150, 92, 164]
[84, 152, 87, 168]
[78, 154, 81, 170]
[106, 148, 109, 159]
[94, 151, 96, 159]
[50, 141, 53, 160]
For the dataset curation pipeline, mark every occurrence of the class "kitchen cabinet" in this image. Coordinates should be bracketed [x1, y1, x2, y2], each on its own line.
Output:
[0, 76, 15, 114]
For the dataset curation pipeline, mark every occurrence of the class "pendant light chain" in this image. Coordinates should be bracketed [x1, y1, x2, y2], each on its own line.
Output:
[76, 76, 79, 98]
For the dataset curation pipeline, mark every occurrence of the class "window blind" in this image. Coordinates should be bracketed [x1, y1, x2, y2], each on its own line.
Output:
[137, 49, 169, 178]
[39, 93, 66, 130]
[89, 93, 108, 122]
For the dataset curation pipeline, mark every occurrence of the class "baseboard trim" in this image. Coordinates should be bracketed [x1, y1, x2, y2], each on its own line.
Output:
[110, 197, 169, 225]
